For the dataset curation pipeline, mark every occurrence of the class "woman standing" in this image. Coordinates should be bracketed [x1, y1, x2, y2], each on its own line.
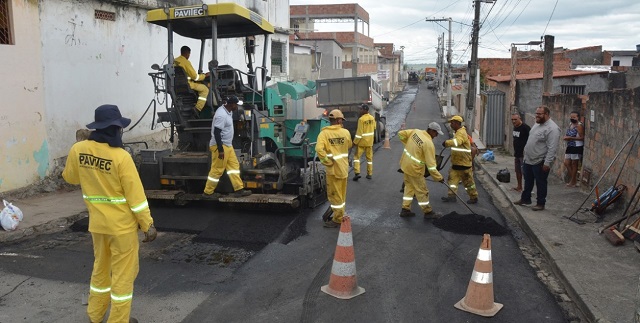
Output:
[563, 111, 585, 187]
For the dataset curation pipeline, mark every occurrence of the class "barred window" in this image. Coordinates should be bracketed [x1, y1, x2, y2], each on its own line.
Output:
[95, 10, 116, 21]
[561, 85, 585, 95]
[271, 41, 283, 73]
[0, 0, 13, 45]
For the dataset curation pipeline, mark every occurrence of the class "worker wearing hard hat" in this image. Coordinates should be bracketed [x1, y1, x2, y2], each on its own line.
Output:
[62, 105, 156, 323]
[398, 122, 446, 218]
[352, 104, 376, 181]
[316, 109, 353, 228]
[174, 45, 209, 114]
[442, 115, 478, 204]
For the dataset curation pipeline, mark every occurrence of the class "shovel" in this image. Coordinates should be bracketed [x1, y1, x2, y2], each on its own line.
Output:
[438, 180, 479, 216]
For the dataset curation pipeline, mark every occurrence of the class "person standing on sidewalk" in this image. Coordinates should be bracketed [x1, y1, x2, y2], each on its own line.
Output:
[563, 111, 584, 187]
[352, 104, 376, 181]
[441, 115, 478, 204]
[511, 112, 531, 192]
[514, 105, 561, 211]
[203, 96, 252, 199]
[62, 104, 156, 323]
[316, 109, 353, 228]
[398, 122, 446, 218]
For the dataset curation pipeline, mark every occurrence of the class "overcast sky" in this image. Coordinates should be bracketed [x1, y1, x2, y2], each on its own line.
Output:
[289, 0, 640, 65]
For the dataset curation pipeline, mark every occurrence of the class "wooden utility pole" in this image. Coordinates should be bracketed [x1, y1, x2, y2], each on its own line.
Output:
[542, 34, 554, 95]
[509, 44, 517, 109]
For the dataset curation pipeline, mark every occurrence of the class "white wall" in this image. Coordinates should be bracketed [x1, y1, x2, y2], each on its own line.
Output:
[1, 0, 289, 193]
[0, 0, 47, 191]
[611, 56, 634, 67]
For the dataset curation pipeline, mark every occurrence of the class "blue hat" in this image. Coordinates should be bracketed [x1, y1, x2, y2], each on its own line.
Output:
[86, 105, 131, 130]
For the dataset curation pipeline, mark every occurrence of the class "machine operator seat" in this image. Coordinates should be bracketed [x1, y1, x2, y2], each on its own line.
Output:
[172, 66, 199, 117]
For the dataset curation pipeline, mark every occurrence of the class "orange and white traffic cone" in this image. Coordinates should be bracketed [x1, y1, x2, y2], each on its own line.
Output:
[382, 130, 391, 149]
[321, 216, 365, 299]
[454, 233, 503, 317]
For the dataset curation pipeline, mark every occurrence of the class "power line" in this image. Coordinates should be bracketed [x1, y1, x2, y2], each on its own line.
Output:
[541, 0, 559, 37]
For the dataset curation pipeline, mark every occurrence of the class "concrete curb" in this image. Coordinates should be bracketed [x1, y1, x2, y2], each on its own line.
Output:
[476, 160, 604, 323]
[0, 211, 88, 244]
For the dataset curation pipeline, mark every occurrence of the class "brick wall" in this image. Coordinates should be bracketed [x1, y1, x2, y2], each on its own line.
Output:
[544, 87, 640, 201]
[479, 56, 572, 79]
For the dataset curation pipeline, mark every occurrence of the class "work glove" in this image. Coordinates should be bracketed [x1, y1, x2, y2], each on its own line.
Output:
[143, 224, 157, 243]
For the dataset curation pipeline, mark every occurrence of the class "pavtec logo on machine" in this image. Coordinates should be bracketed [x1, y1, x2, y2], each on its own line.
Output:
[174, 7, 205, 18]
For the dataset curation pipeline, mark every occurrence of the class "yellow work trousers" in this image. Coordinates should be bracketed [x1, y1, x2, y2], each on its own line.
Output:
[204, 145, 244, 194]
[446, 167, 478, 199]
[326, 174, 347, 224]
[353, 145, 373, 176]
[190, 82, 209, 111]
[88, 230, 139, 323]
[402, 173, 433, 213]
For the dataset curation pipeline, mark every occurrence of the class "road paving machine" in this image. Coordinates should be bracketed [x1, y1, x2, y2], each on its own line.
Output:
[140, 3, 328, 208]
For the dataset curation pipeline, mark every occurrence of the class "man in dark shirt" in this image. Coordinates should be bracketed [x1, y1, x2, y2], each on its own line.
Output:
[511, 112, 530, 192]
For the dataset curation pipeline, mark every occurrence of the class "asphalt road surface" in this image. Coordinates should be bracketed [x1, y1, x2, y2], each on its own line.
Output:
[0, 83, 567, 322]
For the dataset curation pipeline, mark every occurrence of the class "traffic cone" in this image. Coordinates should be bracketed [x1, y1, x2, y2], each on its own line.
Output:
[382, 130, 391, 149]
[321, 216, 365, 299]
[454, 233, 503, 317]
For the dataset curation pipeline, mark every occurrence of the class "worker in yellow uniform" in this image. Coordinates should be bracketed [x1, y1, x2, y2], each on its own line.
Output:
[174, 45, 209, 113]
[62, 105, 156, 323]
[398, 122, 445, 218]
[441, 115, 478, 204]
[316, 109, 353, 228]
[352, 104, 376, 181]
[203, 96, 252, 198]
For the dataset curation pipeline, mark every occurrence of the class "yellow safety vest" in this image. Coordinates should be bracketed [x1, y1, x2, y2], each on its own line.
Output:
[174, 55, 207, 83]
[354, 113, 376, 147]
[444, 126, 473, 167]
[398, 129, 443, 181]
[316, 125, 353, 179]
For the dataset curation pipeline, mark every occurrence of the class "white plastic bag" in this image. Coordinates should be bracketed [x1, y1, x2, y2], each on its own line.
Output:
[1, 200, 23, 231]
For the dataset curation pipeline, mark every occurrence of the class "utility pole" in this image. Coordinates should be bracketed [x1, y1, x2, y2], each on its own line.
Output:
[426, 18, 452, 113]
[352, 14, 359, 77]
[465, 0, 494, 133]
[438, 34, 445, 97]
[542, 34, 555, 95]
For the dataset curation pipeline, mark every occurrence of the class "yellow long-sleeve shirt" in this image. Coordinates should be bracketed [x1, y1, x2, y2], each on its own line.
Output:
[174, 55, 207, 83]
[316, 125, 353, 179]
[444, 126, 472, 167]
[354, 113, 376, 147]
[398, 129, 443, 181]
[62, 140, 153, 235]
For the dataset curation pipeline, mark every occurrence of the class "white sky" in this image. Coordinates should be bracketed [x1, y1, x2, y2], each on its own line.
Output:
[289, 0, 640, 64]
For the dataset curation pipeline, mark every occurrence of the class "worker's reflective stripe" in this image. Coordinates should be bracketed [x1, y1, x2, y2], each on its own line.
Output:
[207, 176, 219, 182]
[427, 166, 437, 171]
[331, 260, 356, 277]
[353, 160, 360, 163]
[111, 292, 133, 303]
[418, 201, 430, 206]
[362, 132, 374, 137]
[451, 147, 472, 153]
[453, 138, 458, 146]
[194, 74, 201, 81]
[477, 249, 492, 261]
[355, 135, 362, 139]
[331, 202, 345, 210]
[90, 285, 111, 293]
[403, 196, 413, 201]
[403, 149, 425, 165]
[332, 153, 349, 160]
[319, 156, 330, 163]
[83, 195, 127, 205]
[471, 270, 493, 284]
[466, 184, 476, 189]
[198, 96, 207, 101]
[367, 162, 373, 165]
[450, 185, 457, 188]
[227, 170, 240, 175]
[327, 154, 334, 157]
[130, 200, 149, 213]
[187, 77, 192, 81]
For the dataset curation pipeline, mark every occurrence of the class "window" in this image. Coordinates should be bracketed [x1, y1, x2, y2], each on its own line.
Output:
[613, 60, 620, 67]
[0, 0, 13, 45]
[271, 41, 283, 74]
[561, 85, 585, 95]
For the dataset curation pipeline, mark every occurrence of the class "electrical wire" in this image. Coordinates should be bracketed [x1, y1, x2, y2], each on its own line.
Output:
[541, 0, 559, 37]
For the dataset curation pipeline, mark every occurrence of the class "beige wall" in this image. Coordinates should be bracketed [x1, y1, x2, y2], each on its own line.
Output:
[0, 0, 47, 191]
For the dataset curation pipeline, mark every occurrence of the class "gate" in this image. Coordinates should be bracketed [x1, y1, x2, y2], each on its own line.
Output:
[481, 90, 505, 147]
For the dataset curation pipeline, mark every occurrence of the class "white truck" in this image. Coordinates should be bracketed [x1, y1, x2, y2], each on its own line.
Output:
[316, 76, 386, 143]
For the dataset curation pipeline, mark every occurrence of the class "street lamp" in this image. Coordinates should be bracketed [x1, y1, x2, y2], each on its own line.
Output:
[509, 40, 543, 111]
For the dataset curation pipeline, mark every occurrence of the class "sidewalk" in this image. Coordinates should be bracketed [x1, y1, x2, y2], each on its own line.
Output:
[476, 149, 637, 323]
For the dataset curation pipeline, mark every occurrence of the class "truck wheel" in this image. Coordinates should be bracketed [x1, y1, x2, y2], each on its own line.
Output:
[374, 126, 380, 144]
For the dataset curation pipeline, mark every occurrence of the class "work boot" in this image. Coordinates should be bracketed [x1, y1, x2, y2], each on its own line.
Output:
[130, 318, 139, 323]
[321, 207, 333, 222]
[532, 204, 545, 211]
[366, 174, 372, 179]
[202, 192, 221, 200]
[424, 211, 442, 220]
[441, 196, 456, 202]
[514, 199, 532, 206]
[353, 173, 361, 181]
[399, 208, 416, 217]
[323, 220, 340, 228]
[230, 189, 252, 198]
[467, 198, 478, 204]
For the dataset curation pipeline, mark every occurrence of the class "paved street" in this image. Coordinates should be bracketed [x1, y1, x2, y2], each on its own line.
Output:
[0, 82, 569, 322]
